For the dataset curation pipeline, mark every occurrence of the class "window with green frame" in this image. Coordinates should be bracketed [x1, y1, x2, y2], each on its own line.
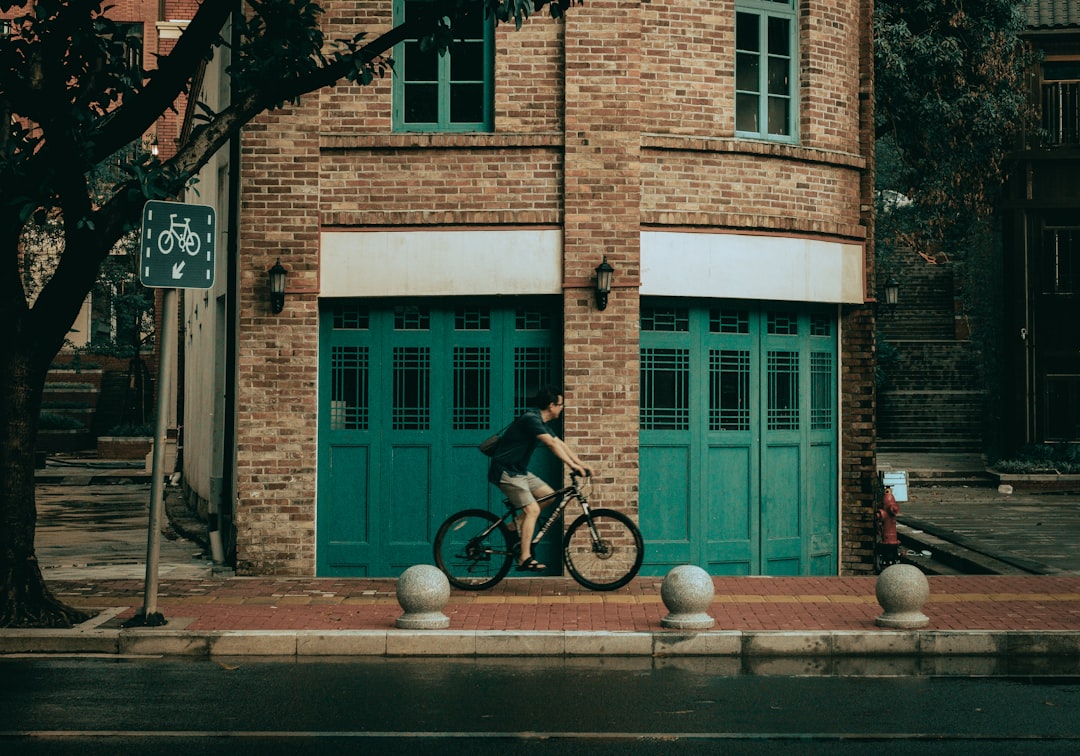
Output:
[393, 0, 494, 132]
[735, 0, 797, 141]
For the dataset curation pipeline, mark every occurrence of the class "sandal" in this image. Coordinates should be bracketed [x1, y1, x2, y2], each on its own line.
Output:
[516, 557, 546, 572]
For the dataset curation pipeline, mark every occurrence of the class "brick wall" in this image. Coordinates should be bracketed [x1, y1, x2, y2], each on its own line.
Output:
[233, 0, 876, 575]
[641, 144, 864, 235]
[845, 0, 878, 574]
[319, 141, 563, 227]
[562, 1, 643, 513]
[234, 95, 322, 575]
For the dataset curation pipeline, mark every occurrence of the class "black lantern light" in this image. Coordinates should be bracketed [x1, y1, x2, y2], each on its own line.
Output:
[268, 259, 287, 314]
[594, 257, 614, 311]
[883, 276, 900, 309]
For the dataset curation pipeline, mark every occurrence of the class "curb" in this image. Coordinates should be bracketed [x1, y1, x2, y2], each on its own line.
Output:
[4, 628, 1080, 663]
[898, 517, 1059, 576]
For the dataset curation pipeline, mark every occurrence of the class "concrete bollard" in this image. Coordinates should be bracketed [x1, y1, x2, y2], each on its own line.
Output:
[395, 564, 451, 629]
[660, 565, 716, 629]
[875, 563, 930, 628]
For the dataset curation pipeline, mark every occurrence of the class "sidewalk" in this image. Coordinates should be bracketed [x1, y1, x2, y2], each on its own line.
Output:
[4, 574, 1080, 662]
[5, 455, 1080, 661]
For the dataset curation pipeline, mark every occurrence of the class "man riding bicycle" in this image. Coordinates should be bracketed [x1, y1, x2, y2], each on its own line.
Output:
[487, 387, 592, 572]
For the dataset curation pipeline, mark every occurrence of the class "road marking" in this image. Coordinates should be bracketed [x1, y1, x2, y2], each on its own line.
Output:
[5, 730, 1080, 742]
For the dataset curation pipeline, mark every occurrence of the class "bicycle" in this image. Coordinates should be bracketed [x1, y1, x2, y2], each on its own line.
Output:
[433, 472, 644, 591]
[157, 214, 201, 256]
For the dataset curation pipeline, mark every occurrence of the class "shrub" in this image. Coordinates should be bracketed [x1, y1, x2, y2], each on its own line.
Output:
[38, 412, 86, 430]
[105, 423, 154, 437]
[49, 359, 101, 371]
[991, 444, 1080, 474]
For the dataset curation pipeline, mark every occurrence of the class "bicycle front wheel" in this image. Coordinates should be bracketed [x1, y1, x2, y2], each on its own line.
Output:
[433, 509, 515, 590]
[563, 508, 643, 591]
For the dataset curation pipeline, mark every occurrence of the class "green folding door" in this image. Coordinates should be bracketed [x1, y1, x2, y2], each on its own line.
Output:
[639, 302, 838, 575]
[317, 299, 560, 576]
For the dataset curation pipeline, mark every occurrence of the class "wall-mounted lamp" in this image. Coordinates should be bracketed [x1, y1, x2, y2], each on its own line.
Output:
[1, 19, 11, 38]
[883, 276, 900, 310]
[595, 257, 614, 311]
[268, 259, 287, 314]
[150, 135, 159, 158]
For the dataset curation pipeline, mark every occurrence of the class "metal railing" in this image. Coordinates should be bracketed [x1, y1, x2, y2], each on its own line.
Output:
[1042, 81, 1080, 147]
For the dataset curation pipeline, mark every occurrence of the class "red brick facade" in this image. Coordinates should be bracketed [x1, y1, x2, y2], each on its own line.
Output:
[228, 0, 877, 576]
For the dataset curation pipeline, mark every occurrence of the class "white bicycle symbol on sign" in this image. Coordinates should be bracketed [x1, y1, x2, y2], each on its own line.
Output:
[157, 214, 201, 256]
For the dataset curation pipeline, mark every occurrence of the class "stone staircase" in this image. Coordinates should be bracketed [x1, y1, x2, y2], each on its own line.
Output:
[37, 366, 102, 452]
[877, 258, 985, 453]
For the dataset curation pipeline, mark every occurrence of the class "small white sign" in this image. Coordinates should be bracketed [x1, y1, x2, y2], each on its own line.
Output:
[881, 471, 908, 502]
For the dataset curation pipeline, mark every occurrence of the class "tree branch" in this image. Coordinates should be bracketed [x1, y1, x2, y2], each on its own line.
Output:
[265, 22, 414, 107]
[87, 2, 236, 163]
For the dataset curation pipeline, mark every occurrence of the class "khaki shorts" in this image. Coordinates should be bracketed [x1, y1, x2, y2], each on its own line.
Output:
[497, 472, 554, 510]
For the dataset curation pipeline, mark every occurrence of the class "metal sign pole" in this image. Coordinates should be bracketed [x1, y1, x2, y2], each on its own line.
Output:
[126, 200, 215, 627]
[124, 287, 177, 627]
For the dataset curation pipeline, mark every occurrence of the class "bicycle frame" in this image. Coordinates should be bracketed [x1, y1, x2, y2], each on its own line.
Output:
[527, 481, 590, 547]
[475, 476, 593, 552]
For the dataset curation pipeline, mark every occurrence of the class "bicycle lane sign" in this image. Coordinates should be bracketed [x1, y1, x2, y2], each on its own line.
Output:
[139, 200, 216, 289]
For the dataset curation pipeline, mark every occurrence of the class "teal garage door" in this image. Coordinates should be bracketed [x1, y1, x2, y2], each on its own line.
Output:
[317, 299, 561, 576]
[639, 302, 838, 576]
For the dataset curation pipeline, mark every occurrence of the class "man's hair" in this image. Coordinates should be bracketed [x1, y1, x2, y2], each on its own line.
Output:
[529, 386, 563, 410]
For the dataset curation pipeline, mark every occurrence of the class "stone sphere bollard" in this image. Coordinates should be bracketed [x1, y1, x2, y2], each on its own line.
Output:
[875, 563, 930, 628]
[395, 564, 451, 629]
[660, 565, 715, 629]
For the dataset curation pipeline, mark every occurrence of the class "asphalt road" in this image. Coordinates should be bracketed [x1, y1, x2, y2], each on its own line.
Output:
[2, 657, 1079, 754]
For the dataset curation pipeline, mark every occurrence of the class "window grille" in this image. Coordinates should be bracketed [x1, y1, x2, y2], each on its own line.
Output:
[453, 347, 490, 430]
[811, 351, 833, 430]
[767, 350, 799, 430]
[330, 346, 369, 430]
[710, 309, 750, 334]
[513, 347, 554, 413]
[393, 347, 430, 430]
[710, 350, 751, 431]
[641, 348, 690, 430]
[642, 306, 690, 332]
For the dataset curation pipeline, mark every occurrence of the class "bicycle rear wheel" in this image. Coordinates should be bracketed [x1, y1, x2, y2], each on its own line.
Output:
[563, 508, 643, 591]
[433, 509, 515, 590]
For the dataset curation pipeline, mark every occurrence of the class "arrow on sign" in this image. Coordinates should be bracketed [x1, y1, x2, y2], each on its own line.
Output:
[172, 261, 186, 279]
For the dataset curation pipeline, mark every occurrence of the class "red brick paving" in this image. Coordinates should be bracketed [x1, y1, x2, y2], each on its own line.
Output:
[47, 575, 1080, 633]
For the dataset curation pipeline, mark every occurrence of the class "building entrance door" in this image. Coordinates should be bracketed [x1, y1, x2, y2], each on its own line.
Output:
[639, 301, 838, 575]
[317, 299, 560, 576]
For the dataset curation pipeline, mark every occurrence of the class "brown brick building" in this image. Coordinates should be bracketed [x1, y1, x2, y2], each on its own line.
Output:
[180, 0, 879, 578]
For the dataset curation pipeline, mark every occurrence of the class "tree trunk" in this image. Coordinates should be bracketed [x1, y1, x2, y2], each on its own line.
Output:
[0, 340, 92, 628]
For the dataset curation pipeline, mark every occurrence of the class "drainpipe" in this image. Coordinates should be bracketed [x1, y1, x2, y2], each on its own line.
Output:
[1022, 167, 1033, 443]
[211, 3, 242, 568]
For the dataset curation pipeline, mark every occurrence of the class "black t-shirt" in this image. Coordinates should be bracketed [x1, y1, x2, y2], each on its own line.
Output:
[487, 409, 554, 482]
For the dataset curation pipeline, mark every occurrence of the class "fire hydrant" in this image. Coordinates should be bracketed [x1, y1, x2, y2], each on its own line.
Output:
[875, 486, 902, 572]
